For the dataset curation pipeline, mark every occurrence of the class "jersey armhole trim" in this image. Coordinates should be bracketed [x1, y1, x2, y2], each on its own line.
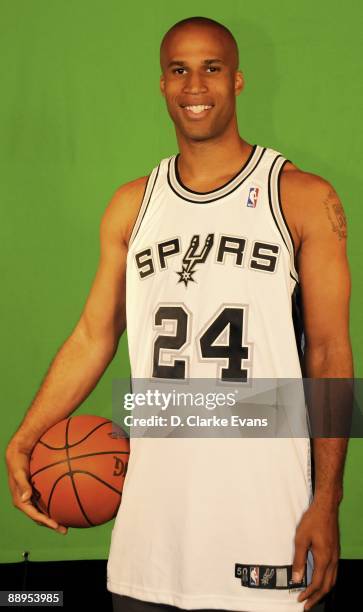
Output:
[268, 155, 299, 284]
[128, 164, 160, 247]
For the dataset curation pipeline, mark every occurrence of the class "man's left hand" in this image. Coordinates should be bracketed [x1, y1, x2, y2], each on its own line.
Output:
[291, 499, 340, 610]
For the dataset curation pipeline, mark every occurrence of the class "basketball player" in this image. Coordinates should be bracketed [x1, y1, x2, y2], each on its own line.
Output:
[5, 16, 353, 612]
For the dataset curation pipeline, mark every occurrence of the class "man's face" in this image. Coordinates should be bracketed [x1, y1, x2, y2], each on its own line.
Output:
[160, 25, 243, 142]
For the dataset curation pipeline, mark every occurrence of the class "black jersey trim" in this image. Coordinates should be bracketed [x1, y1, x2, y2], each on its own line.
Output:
[175, 144, 257, 195]
[268, 155, 299, 285]
[128, 164, 160, 247]
[167, 146, 267, 204]
[291, 282, 306, 377]
[277, 159, 300, 282]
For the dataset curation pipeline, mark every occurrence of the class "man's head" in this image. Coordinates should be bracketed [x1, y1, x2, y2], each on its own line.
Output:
[160, 17, 244, 143]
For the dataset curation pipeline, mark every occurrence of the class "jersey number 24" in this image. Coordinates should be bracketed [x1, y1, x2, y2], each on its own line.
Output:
[152, 304, 251, 382]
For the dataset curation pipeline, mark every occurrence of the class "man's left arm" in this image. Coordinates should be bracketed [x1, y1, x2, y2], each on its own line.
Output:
[300, 179, 353, 504]
[282, 171, 354, 610]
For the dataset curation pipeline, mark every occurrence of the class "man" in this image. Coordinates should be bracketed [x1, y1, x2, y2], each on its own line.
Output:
[6, 16, 352, 612]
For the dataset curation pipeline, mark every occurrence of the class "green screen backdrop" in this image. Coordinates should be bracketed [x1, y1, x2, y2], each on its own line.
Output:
[1, 0, 362, 563]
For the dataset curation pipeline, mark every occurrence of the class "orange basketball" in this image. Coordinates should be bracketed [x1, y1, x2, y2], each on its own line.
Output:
[29, 415, 130, 528]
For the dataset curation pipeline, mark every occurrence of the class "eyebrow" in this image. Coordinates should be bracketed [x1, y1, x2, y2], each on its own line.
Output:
[167, 58, 224, 68]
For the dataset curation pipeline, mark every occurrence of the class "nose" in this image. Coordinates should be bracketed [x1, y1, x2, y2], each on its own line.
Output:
[183, 71, 208, 94]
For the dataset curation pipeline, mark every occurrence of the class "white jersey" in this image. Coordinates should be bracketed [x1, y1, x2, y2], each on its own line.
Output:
[107, 144, 314, 611]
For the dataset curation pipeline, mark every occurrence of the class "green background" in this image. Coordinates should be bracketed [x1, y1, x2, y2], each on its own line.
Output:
[1, 0, 362, 563]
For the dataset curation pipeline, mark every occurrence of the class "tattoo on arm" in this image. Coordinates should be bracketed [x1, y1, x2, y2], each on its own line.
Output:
[323, 188, 347, 240]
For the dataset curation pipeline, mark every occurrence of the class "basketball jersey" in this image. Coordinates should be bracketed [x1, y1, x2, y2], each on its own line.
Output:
[107, 144, 314, 611]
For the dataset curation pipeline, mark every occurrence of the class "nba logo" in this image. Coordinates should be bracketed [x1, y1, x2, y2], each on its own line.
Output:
[250, 566, 259, 586]
[247, 187, 259, 208]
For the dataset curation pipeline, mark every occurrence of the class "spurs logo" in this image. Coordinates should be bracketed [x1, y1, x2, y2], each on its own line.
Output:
[177, 234, 214, 287]
[261, 568, 275, 585]
[113, 456, 127, 477]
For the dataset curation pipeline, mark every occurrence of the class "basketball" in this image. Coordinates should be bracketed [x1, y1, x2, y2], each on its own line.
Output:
[29, 415, 130, 528]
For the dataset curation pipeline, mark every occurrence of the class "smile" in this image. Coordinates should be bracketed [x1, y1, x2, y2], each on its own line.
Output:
[184, 104, 212, 114]
[180, 104, 214, 119]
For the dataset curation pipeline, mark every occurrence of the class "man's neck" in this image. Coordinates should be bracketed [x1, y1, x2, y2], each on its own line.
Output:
[175, 129, 253, 192]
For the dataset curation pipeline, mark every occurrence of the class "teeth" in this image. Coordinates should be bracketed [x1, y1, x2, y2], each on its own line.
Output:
[185, 105, 212, 114]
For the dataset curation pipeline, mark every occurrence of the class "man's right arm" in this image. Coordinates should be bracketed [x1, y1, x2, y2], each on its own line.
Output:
[5, 176, 147, 532]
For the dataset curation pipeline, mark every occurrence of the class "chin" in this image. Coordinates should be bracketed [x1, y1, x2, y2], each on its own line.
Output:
[187, 133, 215, 142]
[175, 116, 229, 144]
[179, 125, 217, 143]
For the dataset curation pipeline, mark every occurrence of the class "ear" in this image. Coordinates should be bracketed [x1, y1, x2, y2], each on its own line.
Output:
[160, 74, 165, 97]
[235, 70, 244, 96]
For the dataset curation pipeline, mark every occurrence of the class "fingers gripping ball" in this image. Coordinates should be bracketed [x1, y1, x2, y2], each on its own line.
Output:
[29, 415, 130, 528]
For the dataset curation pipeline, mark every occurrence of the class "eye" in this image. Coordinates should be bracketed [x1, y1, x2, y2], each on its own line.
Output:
[173, 67, 187, 75]
[206, 66, 220, 73]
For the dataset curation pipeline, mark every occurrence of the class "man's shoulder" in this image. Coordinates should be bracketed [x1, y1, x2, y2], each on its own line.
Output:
[263, 145, 334, 204]
[281, 160, 334, 202]
[113, 175, 150, 201]
[100, 175, 149, 247]
[112, 155, 169, 203]
[105, 175, 149, 220]
[279, 159, 346, 246]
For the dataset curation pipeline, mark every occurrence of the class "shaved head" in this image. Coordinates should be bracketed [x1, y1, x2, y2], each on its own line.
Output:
[160, 16, 239, 72]
[159, 16, 244, 143]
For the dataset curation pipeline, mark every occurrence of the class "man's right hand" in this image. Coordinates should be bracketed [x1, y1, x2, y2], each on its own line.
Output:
[4, 177, 148, 538]
[5, 442, 68, 535]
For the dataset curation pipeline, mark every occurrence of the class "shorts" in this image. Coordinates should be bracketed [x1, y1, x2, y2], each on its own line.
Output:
[111, 594, 249, 612]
